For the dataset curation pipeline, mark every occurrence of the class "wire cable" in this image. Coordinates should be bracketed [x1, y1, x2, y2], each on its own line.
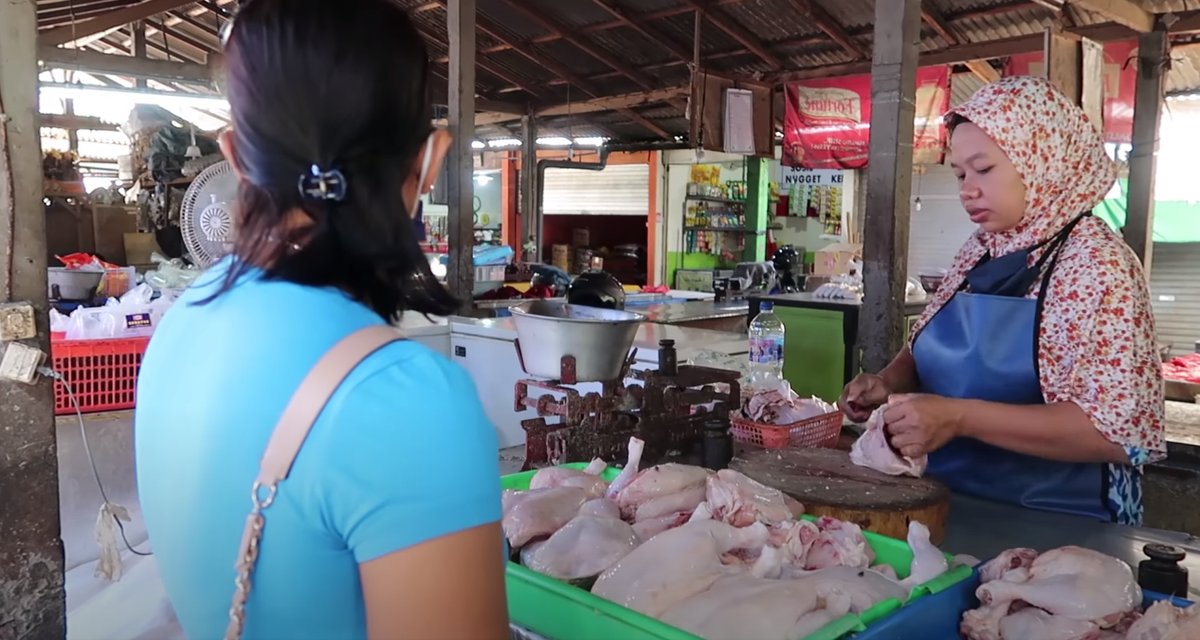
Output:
[38, 366, 152, 557]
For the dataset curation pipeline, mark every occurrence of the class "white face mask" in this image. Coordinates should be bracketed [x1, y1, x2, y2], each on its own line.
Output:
[411, 134, 437, 218]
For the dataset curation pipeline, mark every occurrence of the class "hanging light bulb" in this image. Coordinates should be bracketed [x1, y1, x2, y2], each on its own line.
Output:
[914, 197, 923, 212]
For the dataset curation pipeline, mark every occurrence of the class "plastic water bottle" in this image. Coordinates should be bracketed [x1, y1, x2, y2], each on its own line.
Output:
[748, 302, 785, 388]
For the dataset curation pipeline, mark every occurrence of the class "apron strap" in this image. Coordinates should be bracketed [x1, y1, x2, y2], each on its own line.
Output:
[224, 325, 407, 640]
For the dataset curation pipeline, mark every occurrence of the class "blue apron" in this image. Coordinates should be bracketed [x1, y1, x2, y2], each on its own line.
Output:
[911, 214, 1115, 522]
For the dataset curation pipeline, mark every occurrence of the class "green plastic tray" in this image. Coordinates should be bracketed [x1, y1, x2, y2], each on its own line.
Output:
[502, 464, 972, 640]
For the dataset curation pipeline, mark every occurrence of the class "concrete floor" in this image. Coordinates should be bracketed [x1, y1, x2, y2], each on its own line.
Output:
[55, 404, 1200, 638]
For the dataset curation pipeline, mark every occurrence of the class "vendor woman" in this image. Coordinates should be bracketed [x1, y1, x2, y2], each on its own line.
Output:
[839, 75, 1166, 525]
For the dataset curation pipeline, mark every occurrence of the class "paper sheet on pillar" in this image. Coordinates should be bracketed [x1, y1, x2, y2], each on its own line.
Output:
[66, 551, 185, 640]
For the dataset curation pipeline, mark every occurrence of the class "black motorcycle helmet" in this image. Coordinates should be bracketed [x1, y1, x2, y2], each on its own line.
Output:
[567, 270, 626, 310]
[772, 245, 801, 272]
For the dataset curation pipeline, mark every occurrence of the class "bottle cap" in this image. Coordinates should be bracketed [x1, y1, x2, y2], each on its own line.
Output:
[760, 301, 774, 312]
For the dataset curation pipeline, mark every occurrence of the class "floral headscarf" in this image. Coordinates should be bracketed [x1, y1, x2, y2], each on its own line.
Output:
[911, 75, 1165, 465]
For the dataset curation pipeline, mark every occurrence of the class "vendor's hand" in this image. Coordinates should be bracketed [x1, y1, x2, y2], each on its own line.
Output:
[838, 373, 890, 423]
[882, 394, 963, 458]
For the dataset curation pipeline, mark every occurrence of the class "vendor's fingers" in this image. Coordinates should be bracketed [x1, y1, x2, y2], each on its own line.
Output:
[898, 443, 926, 459]
[887, 393, 915, 406]
[888, 429, 924, 452]
[882, 402, 911, 425]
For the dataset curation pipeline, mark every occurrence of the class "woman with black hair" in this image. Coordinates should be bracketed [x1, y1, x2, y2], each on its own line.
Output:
[134, 1, 508, 639]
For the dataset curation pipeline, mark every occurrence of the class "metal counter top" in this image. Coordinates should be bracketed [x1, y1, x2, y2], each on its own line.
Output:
[944, 494, 1200, 599]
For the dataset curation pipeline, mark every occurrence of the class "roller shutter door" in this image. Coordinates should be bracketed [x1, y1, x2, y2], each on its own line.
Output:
[1149, 242, 1200, 357]
[542, 164, 650, 216]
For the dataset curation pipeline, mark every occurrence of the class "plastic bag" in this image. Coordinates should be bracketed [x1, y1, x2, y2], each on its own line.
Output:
[64, 285, 176, 340]
[743, 376, 835, 425]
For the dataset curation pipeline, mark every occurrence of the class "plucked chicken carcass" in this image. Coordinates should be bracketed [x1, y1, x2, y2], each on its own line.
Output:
[805, 516, 876, 570]
[849, 405, 928, 478]
[520, 514, 640, 581]
[613, 463, 710, 522]
[591, 519, 770, 618]
[1124, 599, 1200, 640]
[529, 457, 609, 499]
[658, 573, 853, 640]
[706, 469, 804, 527]
[961, 546, 1143, 640]
[502, 486, 589, 547]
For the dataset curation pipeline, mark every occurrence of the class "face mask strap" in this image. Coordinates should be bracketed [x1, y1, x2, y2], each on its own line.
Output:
[411, 134, 437, 217]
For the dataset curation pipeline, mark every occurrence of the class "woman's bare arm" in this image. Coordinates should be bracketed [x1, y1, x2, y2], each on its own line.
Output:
[360, 522, 508, 640]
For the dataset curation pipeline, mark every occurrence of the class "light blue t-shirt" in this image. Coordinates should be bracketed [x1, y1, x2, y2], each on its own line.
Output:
[135, 259, 501, 640]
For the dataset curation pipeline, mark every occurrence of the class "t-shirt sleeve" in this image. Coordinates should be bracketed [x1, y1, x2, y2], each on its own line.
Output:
[315, 348, 503, 563]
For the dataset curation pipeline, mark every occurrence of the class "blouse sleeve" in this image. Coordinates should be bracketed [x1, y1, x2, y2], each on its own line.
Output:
[1037, 240, 1166, 465]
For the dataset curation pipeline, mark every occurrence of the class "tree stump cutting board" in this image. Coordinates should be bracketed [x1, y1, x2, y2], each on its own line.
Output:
[731, 447, 951, 545]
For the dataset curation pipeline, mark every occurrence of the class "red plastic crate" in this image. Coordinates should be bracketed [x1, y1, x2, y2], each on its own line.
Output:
[51, 337, 150, 415]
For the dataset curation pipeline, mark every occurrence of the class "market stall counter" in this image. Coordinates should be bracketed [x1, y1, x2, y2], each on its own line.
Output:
[749, 293, 929, 403]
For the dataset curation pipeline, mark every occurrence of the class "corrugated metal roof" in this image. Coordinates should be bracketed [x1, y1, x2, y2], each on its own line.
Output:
[35, 0, 1200, 143]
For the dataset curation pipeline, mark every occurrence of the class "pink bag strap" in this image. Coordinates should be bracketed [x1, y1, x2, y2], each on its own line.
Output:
[224, 325, 405, 640]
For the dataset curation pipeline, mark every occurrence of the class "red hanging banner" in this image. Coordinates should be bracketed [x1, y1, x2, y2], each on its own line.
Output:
[1003, 41, 1137, 144]
[782, 66, 951, 170]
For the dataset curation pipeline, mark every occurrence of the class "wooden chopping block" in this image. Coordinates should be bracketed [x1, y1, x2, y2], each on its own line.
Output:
[731, 447, 951, 545]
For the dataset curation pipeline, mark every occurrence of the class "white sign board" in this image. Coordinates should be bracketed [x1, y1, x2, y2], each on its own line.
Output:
[779, 166, 844, 186]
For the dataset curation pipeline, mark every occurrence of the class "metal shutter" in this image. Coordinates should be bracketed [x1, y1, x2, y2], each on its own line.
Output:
[542, 164, 650, 216]
[907, 163, 976, 275]
[1149, 242, 1200, 357]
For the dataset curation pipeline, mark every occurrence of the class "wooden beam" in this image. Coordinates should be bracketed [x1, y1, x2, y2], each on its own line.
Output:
[785, 0, 867, 59]
[475, 87, 689, 125]
[1123, 30, 1168, 272]
[132, 21, 148, 88]
[1045, 30, 1083, 103]
[38, 46, 214, 84]
[0, 0, 67, 636]
[500, 0, 658, 91]
[921, 2, 1000, 82]
[145, 19, 218, 55]
[447, 0, 476, 304]
[859, 0, 921, 374]
[39, 0, 199, 47]
[586, 0, 693, 62]
[39, 114, 121, 131]
[680, 0, 783, 69]
[1071, 0, 1155, 33]
[520, 114, 539, 261]
[963, 60, 1001, 83]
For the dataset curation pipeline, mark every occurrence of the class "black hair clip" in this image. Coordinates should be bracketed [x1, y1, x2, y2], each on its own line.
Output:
[298, 165, 348, 202]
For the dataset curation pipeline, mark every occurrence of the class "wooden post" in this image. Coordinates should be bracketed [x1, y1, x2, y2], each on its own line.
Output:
[1045, 30, 1082, 104]
[0, 0, 67, 636]
[446, 0, 476, 306]
[1123, 30, 1167, 273]
[520, 113, 538, 262]
[859, 0, 920, 374]
[132, 21, 148, 89]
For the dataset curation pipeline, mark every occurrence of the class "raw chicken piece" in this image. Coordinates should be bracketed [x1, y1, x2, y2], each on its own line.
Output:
[529, 459, 609, 499]
[1125, 600, 1200, 640]
[592, 519, 770, 618]
[520, 514, 640, 581]
[502, 486, 589, 547]
[769, 519, 821, 568]
[900, 521, 949, 588]
[634, 486, 708, 522]
[976, 547, 1142, 622]
[604, 437, 645, 500]
[502, 489, 527, 513]
[979, 548, 1039, 583]
[805, 517, 876, 570]
[631, 511, 693, 540]
[658, 574, 852, 640]
[998, 608, 1100, 640]
[872, 564, 899, 580]
[782, 566, 910, 613]
[578, 498, 622, 520]
[614, 463, 709, 519]
[849, 406, 927, 478]
[705, 469, 803, 527]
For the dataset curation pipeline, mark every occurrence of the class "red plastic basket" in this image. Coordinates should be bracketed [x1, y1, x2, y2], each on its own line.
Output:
[729, 408, 843, 450]
[51, 337, 150, 415]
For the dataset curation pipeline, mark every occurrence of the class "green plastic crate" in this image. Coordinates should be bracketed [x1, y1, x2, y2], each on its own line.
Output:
[502, 464, 972, 640]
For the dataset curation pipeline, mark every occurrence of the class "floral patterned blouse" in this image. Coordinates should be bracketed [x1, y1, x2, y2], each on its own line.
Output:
[909, 76, 1167, 525]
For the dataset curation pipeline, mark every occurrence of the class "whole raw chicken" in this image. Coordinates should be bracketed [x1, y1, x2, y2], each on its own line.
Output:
[614, 463, 710, 522]
[849, 405, 927, 478]
[658, 573, 853, 640]
[705, 469, 804, 527]
[591, 519, 770, 618]
[1124, 600, 1200, 640]
[529, 457, 609, 499]
[961, 546, 1142, 640]
[805, 516, 876, 570]
[502, 486, 588, 547]
[519, 514, 640, 581]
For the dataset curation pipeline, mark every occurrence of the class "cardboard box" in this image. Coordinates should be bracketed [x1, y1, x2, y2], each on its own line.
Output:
[812, 242, 861, 277]
[551, 244, 571, 272]
[572, 228, 590, 247]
